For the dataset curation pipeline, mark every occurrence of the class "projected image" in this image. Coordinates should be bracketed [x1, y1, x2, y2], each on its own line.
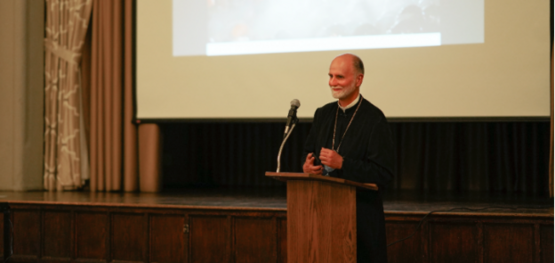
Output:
[207, 0, 439, 41]
[174, 0, 480, 56]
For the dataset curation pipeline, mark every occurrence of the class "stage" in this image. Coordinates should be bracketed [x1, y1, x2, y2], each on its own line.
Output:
[0, 189, 553, 263]
[0, 188, 551, 214]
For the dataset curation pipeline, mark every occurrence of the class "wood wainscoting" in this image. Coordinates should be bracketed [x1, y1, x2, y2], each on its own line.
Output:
[385, 213, 553, 263]
[1, 203, 287, 263]
[1, 203, 552, 263]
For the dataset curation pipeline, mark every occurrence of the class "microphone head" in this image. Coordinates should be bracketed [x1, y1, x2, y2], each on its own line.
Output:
[290, 99, 301, 108]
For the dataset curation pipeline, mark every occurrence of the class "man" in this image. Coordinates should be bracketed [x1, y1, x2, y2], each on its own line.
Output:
[303, 53, 394, 263]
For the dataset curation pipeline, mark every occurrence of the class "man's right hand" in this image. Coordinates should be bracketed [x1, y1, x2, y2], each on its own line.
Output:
[303, 153, 323, 175]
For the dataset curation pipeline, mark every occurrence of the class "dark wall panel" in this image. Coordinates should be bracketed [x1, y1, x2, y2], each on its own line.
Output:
[234, 217, 277, 263]
[111, 213, 146, 262]
[189, 216, 229, 263]
[386, 221, 422, 263]
[75, 212, 107, 260]
[13, 210, 40, 258]
[541, 225, 554, 263]
[278, 218, 287, 263]
[39, 258, 71, 263]
[0, 212, 4, 258]
[150, 214, 185, 263]
[3, 204, 552, 263]
[42, 211, 71, 258]
[430, 223, 478, 263]
[484, 224, 534, 263]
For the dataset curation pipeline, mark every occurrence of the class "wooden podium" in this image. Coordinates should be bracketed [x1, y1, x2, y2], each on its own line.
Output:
[265, 172, 378, 263]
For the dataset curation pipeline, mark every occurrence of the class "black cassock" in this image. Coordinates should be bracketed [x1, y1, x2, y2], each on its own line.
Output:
[304, 96, 395, 263]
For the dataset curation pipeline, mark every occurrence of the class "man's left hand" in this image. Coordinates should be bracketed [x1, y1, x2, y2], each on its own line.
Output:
[319, 147, 343, 170]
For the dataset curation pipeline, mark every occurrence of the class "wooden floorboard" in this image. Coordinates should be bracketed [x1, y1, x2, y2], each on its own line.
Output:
[0, 189, 551, 216]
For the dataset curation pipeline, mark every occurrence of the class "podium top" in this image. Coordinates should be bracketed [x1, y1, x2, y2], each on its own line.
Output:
[265, 172, 378, 191]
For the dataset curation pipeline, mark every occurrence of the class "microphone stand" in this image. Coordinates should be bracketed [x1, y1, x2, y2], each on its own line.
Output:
[276, 117, 298, 173]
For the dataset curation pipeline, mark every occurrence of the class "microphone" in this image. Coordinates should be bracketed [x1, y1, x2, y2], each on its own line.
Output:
[284, 99, 300, 137]
[277, 99, 300, 172]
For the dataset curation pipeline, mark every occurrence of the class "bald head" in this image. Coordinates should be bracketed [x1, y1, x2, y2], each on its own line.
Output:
[328, 53, 365, 105]
[333, 53, 365, 75]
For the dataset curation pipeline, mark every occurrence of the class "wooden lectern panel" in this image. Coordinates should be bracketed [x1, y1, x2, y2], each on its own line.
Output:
[287, 180, 357, 263]
[266, 172, 378, 191]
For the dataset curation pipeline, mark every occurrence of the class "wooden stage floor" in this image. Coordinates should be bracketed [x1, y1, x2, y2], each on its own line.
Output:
[0, 188, 552, 217]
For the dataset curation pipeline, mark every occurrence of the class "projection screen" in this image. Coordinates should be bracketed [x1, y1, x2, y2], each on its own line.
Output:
[136, 0, 550, 120]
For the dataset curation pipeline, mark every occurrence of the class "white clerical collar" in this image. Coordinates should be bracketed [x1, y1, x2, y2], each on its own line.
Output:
[338, 94, 361, 113]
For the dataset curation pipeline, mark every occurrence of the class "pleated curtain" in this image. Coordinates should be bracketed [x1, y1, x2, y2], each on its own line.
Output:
[161, 121, 552, 196]
[89, 0, 161, 192]
[44, 0, 93, 191]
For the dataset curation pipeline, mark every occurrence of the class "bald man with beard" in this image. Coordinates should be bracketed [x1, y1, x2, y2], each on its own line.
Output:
[303, 53, 394, 263]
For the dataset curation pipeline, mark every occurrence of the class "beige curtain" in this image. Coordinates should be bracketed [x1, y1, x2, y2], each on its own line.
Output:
[44, 0, 93, 191]
[89, 0, 162, 192]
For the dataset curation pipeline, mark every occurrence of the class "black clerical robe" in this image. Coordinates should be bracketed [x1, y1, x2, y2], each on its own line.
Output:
[304, 96, 394, 263]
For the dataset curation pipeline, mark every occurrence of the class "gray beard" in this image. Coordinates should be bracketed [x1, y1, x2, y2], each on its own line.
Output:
[330, 84, 356, 100]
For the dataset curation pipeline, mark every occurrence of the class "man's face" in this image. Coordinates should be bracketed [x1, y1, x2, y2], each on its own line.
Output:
[328, 56, 361, 101]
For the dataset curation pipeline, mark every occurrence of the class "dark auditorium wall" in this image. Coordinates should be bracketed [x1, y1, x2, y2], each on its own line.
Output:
[161, 121, 551, 196]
